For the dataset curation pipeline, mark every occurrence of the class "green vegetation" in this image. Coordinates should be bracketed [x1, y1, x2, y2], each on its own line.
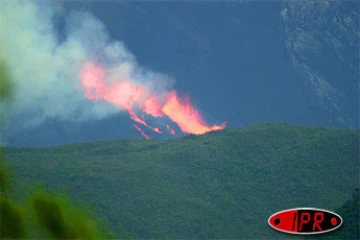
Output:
[311, 188, 360, 240]
[2, 37, 356, 238]
[0, 57, 108, 239]
[1, 153, 110, 239]
[28, 190, 109, 239]
[0, 197, 27, 238]
[332, 188, 359, 239]
[3, 123, 359, 239]
[0, 59, 13, 100]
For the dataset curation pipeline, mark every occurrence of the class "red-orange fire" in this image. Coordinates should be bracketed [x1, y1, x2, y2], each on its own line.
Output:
[133, 124, 150, 140]
[81, 62, 226, 139]
[166, 124, 176, 135]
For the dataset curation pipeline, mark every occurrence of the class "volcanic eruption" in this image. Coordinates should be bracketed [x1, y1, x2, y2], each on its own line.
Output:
[81, 62, 226, 138]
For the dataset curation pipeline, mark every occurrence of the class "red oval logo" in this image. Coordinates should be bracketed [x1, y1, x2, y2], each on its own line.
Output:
[268, 208, 343, 235]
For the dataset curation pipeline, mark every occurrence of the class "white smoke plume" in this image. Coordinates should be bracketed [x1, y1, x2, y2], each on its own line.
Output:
[0, 0, 174, 130]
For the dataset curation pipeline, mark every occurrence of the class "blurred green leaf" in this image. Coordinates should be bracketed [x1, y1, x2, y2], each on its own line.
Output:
[0, 197, 27, 239]
[0, 59, 13, 100]
[30, 191, 107, 239]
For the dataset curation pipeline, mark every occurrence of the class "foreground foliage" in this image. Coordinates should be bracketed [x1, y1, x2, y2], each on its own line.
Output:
[0, 57, 108, 239]
[0, 159, 108, 239]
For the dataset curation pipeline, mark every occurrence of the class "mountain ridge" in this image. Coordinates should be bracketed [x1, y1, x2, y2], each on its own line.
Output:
[4, 122, 359, 239]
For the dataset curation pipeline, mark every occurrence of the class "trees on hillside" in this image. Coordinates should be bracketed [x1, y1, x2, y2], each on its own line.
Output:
[0, 60, 108, 239]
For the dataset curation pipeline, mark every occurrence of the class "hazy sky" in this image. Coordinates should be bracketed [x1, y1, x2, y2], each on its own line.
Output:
[62, 1, 306, 124]
[1, 0, 358, 146]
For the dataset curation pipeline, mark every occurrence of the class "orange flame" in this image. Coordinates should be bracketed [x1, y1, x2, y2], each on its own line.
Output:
[133, 124, 150, 140]
[166, 124, 176, 135]
[81, 62, 226, 138]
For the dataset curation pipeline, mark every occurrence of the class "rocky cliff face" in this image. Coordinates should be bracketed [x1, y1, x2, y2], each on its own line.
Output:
[281, 0, 359, 128]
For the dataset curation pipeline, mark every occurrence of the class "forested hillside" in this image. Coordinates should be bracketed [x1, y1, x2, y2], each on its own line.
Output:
[4, 123, 359, 239]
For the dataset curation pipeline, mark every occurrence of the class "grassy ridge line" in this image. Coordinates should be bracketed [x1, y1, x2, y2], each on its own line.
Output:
[4, 123, 359, 239]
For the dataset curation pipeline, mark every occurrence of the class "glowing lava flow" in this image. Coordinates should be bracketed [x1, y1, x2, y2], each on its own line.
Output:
[133, 124, 150, 140]
[81, 62, 226, 138]
[166, 124, 176, 135]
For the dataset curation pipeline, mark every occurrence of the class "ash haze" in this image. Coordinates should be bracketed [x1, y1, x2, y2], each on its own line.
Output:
[0, 0, 226, 143]
[0, 0, 175, 130]
[1, 0, 358, 146]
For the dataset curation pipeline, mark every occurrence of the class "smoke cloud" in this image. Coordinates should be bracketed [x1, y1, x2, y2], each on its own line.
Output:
[1, 0, 226, 139]
[0, 0, 174, 129]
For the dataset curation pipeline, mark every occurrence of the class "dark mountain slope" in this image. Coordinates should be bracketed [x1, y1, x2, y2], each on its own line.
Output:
[4, 123, 359, 239]
[315, 188, 360, 240]
[333, 188, 360, 240]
